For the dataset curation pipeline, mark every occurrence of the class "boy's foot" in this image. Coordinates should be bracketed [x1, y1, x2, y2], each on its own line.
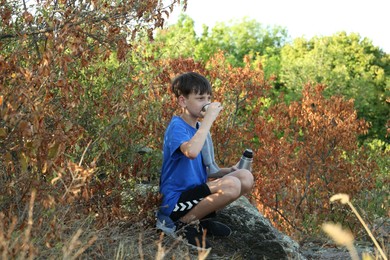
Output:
[200, 219, 232, 237]
[175, 221, 211, 250]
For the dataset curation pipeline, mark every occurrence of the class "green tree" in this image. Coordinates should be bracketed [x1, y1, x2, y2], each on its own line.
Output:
[279, 32, 390, 141]
[154, 14, 198, 59]
[197, 17, 288, 68]
[155, 15, 288, 73]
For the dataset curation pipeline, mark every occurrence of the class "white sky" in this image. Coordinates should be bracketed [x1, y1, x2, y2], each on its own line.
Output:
[165, 0, 390, 53]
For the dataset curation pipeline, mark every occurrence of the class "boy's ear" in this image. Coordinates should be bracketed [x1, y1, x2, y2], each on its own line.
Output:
[178, 95, 186, 108]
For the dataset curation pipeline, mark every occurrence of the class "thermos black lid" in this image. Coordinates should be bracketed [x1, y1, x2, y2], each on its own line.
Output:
[243, 149, 253, 158]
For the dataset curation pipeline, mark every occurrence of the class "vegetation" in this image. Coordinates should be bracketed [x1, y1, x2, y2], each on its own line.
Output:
[0, 0, 388, 258]
[324, 193, 388, 260]
[279, 33, 390, 141]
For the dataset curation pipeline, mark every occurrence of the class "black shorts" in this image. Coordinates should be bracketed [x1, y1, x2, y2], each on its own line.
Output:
[169, 183, 212, 222]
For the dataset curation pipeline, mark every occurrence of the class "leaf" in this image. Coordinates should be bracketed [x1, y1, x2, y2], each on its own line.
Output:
[48, 142, 60, 159]
[64, 121, 73, 132]
[20, 152, 29, 173]
[0, 128, 7, 138]
[4, 152, 12, 164]
[51, 175, 62, 185]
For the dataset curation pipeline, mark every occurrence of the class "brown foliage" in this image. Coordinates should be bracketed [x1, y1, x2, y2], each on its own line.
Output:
[206, 52, 267, 165]
[252, 84, 376, 234]
[0, 0, 184, 256]
[0, 0, 183, 202]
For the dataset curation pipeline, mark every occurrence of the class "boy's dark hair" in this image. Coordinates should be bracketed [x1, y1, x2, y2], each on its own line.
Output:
[171, 72, 212, 98]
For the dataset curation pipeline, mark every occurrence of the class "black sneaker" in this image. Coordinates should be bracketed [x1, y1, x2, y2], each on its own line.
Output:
[200, 219, 232, 237]
[175, 221, 211, 249]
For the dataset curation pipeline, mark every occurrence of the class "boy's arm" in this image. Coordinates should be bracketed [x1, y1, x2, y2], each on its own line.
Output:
[207, 163, 240, 178]
[180, 103, 222, 159]
[207, 167, 234, 178]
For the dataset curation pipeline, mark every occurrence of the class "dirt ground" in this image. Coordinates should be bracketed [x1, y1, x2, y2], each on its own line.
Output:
[300, 239, 384, 260]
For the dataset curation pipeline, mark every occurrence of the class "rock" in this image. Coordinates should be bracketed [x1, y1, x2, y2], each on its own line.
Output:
[208, 196, 306, 260]
[136, 183, 306, 259]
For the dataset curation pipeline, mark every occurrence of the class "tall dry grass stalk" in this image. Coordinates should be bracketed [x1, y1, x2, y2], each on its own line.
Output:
[62, 228, 97, 260]
[138, 232, 145, 259]
[154, 231, 210, 260]
[327, 193, 388, 260]
[0, 190, 37, 259]
[114, 241, 125, 260]
[155, 232, 181, 260]
[0, 214, 16, 259]
[20, 189, 36, 259]
[322, 222, 359, 260]
[13, 189, 98, 259]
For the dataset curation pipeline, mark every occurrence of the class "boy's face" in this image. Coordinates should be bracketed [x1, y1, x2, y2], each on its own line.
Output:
[179, 92, 212, 118]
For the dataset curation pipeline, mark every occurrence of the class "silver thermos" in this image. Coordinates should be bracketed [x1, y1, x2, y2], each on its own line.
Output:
[238, 149, 253, 170]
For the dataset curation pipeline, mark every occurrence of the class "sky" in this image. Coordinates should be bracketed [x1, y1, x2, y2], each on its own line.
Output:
[165, 0, 390, 53]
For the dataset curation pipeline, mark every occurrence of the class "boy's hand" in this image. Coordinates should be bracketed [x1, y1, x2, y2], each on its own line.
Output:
[203, 102, 223, 122]
[231, 162, 252, 172]
[230, 163, 239, 172]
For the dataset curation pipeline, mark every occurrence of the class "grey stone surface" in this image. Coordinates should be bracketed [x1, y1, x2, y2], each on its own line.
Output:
[207, 196, 306, 260]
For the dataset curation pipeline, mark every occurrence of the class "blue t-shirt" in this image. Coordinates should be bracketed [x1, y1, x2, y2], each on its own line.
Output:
[159, 116, 207, 216]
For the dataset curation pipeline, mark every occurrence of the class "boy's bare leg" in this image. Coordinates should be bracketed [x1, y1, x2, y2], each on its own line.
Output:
[226, 169, 254, 196]
[180, 171, 252, 223]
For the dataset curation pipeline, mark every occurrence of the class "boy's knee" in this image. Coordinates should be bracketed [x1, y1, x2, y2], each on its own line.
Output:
[239, 169, 254, 191]
[221, 176, 241, 198]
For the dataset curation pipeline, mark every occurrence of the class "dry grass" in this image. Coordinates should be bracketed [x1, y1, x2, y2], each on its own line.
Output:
[1, 187, 387, 259]
[323, 193, 388, 260]
[0, 172, 211, 260]
[89, 223, 210, 259]
[0, 200, 209, 260]
[0, 190, 37, 260]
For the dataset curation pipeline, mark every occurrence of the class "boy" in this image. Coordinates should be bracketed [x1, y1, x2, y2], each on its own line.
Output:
[157, 72, 254, 249]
